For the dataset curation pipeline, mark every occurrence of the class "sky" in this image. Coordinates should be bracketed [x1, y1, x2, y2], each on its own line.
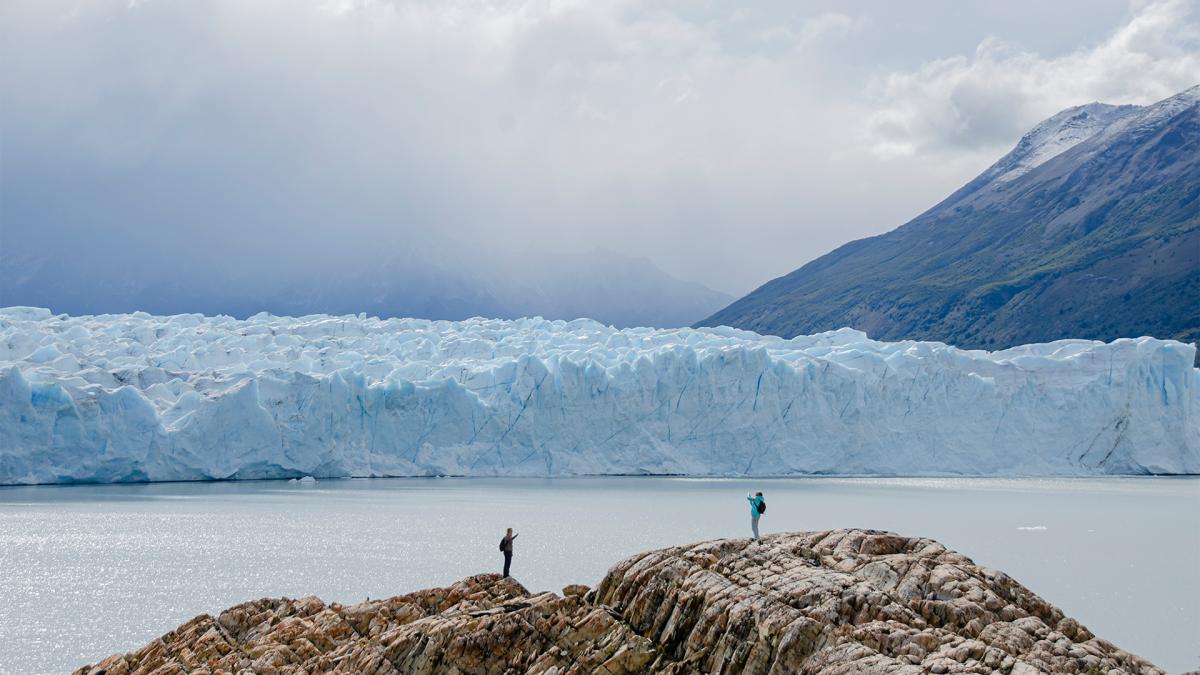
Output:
[2, 0, 1198, 296]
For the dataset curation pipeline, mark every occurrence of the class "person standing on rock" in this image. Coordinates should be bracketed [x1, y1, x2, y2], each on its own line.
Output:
[500, 527, 518, 577]
[747, 492, 765, 542]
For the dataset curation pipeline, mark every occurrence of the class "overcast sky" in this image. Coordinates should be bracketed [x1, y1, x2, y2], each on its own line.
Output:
[2, 0, 1198, 295]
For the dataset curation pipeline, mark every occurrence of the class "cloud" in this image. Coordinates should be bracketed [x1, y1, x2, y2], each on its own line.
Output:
[0, 0, 869, 293]
[756, 11, 853, 50]
[0, 1, 1196, 299]
[865, 0, 1200, 158]
[796, 12, 853, 46]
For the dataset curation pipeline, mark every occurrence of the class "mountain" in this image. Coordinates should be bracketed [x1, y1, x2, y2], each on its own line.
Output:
[0, 236, 731, 328]
[698, 86, 1200, 355]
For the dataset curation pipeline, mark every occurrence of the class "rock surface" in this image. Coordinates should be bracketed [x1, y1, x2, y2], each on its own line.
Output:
[76, 529, 1162, 674]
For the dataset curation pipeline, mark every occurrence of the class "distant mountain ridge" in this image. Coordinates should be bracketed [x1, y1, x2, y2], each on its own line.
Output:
[0, 238, 731, 329]
[700, 86, 1200, 355]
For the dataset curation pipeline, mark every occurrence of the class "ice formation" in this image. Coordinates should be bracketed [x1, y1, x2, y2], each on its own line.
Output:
[1, 307, 1196, 484]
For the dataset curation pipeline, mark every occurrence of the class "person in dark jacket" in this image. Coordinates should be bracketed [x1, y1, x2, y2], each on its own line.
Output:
[500, 527, 518, 577]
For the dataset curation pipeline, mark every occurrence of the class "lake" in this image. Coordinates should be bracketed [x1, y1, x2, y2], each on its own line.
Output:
[1, 476, 1196, 673]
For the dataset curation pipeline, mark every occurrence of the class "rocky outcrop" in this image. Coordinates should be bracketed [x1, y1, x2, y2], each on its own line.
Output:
[76, 529, 1162, 674]
[591, 529, 1161, 674]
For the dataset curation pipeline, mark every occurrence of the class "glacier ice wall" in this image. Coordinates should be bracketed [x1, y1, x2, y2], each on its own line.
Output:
[1, 307, 1196, 484]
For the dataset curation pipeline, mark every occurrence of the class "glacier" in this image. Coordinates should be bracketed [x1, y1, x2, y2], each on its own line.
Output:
[1, 307, 1197, 484]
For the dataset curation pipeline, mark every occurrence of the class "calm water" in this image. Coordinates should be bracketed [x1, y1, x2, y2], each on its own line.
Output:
[0, 477, 1196, 674]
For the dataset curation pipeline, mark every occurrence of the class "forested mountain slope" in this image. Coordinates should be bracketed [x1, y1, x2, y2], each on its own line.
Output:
[700, 87, 1199, 355]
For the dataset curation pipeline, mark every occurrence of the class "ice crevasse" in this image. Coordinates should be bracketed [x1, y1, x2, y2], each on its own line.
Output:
[0, 307, 1196, 484]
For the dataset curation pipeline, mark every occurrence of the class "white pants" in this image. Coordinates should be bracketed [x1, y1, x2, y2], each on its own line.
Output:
[751, 515, 760, 541]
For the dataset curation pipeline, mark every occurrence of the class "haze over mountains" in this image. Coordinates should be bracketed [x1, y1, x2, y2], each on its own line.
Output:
[0, 234, 730, 329]
[4, 82, 1196, 340]
[701, 86, 1200, 353]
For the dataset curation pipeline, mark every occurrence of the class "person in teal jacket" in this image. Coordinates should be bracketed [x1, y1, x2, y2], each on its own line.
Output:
[747, 491, 765, 542]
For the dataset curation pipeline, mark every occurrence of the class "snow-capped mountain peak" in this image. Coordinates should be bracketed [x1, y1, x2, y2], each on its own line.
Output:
[988, 102, 1138, 184]
[1089, 83, 1200, 147]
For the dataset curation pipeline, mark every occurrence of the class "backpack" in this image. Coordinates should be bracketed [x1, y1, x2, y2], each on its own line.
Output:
[499, 537, 506, 552]
[756, 499, 766, 514]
